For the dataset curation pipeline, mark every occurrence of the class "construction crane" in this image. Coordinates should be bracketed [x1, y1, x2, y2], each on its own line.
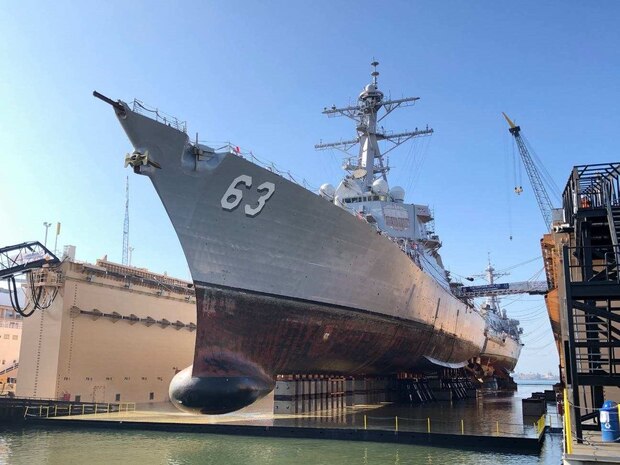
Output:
[503, 113, 555, 231]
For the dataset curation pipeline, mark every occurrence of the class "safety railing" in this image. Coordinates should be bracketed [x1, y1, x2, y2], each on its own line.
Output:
[357, 413, 542, 438]
[563, 389, 620, 452]
[0, 362, 19, 376]
[564, 389, 573, 454]
[563, 162, 620, 224]
[565, 245, 620, 284]
[24, 401, 136, 419]
[0, 320, 22, 329]
[132, 99, 187, 133]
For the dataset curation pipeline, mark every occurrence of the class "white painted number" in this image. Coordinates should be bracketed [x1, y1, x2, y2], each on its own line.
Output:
[221, 175, 252, 210]
[245, 181, 276, 217]
[220, 175, 275, 217]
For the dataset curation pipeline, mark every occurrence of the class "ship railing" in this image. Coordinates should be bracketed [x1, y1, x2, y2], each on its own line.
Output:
[132, 99, 187, 133]
[205, 142, 319, 192]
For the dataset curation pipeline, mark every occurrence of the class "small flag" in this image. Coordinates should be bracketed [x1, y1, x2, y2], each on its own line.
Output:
[56, 222, 61, 235]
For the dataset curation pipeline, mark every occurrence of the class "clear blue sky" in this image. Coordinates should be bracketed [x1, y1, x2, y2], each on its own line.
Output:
[2, 1, 619, 375]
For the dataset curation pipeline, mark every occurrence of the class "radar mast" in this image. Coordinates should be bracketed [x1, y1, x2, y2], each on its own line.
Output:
[315, 61, 433, 191]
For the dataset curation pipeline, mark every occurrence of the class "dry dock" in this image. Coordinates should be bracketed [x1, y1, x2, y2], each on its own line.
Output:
[15, 387, 551, 454]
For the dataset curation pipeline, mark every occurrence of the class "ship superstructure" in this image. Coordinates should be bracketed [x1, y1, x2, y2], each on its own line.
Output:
[475, 261, 523, 377]
[315, 62, 447, 287]
[96, 62, 486, 414]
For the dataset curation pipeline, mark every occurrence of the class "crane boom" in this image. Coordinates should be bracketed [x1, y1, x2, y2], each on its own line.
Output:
[503, 113, 555, 231]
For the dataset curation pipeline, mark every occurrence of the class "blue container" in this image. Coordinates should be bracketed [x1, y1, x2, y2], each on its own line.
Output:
[600, 400, 620, 442]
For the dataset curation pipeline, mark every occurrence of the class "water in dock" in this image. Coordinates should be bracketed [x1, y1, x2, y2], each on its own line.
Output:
[0, 426, 562, 465]
[0, 382, 562, 464]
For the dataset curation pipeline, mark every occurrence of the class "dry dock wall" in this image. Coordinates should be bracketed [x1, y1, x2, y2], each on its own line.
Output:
[16, 259, 196, 404]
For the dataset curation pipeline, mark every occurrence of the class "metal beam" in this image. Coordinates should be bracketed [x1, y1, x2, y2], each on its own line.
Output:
[573, 301, 620, 325]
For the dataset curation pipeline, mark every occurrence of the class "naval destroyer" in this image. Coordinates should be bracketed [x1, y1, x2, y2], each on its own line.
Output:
[95, 62, 487, 414]
[477, 262, 523, 378]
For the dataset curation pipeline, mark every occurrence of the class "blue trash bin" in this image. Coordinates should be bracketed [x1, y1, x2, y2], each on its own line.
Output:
[600, 400, 620, 442]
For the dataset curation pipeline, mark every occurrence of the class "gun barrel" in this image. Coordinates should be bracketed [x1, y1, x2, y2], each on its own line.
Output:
[93, 91, 125, 114]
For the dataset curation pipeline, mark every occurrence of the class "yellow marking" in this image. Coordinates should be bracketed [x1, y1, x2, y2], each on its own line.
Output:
[502, 112, 517, 129]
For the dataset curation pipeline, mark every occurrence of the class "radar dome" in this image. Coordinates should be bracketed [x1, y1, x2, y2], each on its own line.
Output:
[390, 186, 405, 202]
[372, 179, 389, 196]
[319, 183, 335, 200]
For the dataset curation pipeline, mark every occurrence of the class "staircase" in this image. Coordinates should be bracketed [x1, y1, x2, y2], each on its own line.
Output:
[562, 162, 620, 441]
[0, 362, 18, 377]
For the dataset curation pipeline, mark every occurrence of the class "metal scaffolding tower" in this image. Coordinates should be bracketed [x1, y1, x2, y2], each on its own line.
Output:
[562, 162, 620, 441]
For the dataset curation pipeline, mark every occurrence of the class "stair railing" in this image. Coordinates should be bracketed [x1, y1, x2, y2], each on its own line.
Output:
[601, 179, 620, 273]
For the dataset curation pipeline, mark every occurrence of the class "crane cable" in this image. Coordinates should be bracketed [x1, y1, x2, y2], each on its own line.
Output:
[5, 270, 59, 318]
[512, 137, 523, 195]
[7, 275, 36, 317]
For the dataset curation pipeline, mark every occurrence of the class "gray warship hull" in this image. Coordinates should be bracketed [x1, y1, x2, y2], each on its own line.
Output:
[480, 335, 522, 378]
[107, 99, 486, 414]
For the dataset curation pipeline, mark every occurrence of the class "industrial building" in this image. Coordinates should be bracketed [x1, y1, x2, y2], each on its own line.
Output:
[0, 289, 23, 393]
[15, 252, 196, 404]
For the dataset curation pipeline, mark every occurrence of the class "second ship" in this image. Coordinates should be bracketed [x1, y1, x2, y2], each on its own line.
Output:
[97, 62, 487, 414]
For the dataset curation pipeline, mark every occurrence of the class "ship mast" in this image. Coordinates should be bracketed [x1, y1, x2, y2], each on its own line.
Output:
[483, 259, 509, 315]
[315, 61, 433, 191]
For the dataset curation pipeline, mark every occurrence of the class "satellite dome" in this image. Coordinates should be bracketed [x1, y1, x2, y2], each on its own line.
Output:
[390, 186, 405, 202]
[371, 178, 389, 195]
[319, 183, 335, 200]
[365, 84, 376, 92]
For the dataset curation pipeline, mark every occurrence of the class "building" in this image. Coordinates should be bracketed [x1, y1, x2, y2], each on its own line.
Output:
[16, 255, 196, 404]
[0, 289, 23, 394]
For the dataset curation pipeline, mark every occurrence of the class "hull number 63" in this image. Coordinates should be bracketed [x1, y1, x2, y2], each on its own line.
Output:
[220, 175, 276, 217]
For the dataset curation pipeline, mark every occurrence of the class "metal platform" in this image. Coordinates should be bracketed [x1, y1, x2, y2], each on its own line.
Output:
[21, 389, 551, 453]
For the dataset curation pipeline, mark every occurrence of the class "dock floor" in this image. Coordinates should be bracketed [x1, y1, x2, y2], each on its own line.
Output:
[565, 430, 620, 464]
[29, 387, 553, 453]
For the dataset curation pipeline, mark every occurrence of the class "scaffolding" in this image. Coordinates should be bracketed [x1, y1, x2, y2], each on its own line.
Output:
[561, 163, 620, 441]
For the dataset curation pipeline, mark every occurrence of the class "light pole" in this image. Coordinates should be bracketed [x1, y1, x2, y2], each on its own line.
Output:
[128, 247, 134, 266]
[43, 222, 51, 247]
[53, 222, 61, 256]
